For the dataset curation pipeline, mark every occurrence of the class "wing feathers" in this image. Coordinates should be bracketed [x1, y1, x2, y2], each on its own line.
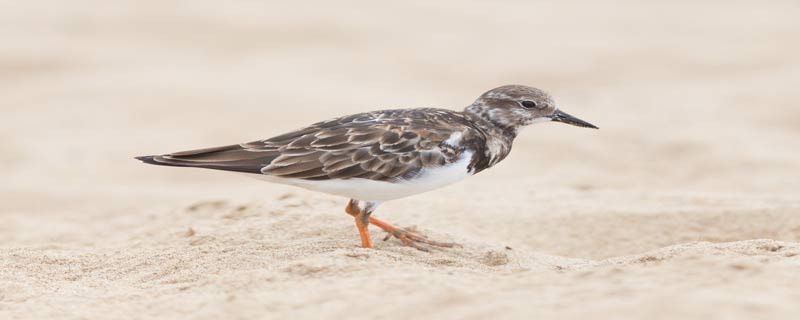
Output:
[137, 108, 477, 182]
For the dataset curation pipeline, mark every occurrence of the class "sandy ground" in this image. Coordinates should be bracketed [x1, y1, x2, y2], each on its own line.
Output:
[2, 1, 800, 319]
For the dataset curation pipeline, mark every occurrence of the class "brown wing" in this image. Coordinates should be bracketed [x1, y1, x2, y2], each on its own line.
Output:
[136, 108, 478, 182]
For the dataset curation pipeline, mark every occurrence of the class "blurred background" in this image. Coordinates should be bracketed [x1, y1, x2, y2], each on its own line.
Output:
[1, 1, 800, 318]
[3, 0, 799, 211]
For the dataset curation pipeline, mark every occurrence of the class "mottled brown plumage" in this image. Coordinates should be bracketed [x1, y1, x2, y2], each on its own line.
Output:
[137, 85, 597, 186]
[139, 108, 488, 182]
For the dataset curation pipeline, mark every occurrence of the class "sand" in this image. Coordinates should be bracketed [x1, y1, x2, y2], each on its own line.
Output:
[2, 1, 800, 319]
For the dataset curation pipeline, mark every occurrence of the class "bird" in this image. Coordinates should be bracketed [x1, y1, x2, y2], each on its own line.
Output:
[136, 85, 598, 251]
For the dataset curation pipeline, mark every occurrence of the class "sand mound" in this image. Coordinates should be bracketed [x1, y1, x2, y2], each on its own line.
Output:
[3, 199, 799, 319]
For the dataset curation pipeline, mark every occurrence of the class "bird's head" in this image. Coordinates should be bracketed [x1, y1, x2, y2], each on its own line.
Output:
[465, 85, 598, 133]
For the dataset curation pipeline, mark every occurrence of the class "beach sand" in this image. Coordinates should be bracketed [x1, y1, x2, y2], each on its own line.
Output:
[2, 1, 799, 319]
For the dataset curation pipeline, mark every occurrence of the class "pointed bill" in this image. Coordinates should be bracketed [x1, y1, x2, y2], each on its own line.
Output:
[550, 109, 598, 129]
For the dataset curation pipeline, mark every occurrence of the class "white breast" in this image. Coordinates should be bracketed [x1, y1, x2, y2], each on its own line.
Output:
[247, 151, 474, 202]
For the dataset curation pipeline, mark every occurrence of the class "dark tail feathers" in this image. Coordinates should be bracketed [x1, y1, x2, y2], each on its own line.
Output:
[135, 144, 282, 174]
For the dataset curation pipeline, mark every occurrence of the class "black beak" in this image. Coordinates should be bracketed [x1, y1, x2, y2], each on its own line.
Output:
[550, 109, 598, 129]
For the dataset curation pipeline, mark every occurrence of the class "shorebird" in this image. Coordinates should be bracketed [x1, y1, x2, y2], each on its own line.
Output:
[136, 85, 597, 251]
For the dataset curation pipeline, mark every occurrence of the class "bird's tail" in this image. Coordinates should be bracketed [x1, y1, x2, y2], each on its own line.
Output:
[135, 144, 279, 174]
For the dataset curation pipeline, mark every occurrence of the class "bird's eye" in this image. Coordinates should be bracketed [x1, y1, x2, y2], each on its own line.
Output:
[520, 100, 539, 109]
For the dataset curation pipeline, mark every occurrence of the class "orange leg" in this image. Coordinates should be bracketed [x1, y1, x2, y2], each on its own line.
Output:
[345, 199, 459, 252]
[345, 199, 372, 248]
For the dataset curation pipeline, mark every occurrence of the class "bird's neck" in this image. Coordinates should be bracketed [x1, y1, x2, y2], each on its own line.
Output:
[463, 104, 519, 143]
[462, 105, 517, 171]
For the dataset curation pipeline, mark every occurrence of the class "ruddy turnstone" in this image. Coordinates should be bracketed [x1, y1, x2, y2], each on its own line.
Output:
[136, 85, 597, 251]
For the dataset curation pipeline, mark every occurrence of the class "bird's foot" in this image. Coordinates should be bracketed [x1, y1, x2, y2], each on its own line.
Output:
[370, 219, 461, 252]
[344, 199, 460, 251]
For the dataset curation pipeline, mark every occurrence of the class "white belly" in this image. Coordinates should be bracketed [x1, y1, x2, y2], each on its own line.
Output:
[247, 151, 474, 202]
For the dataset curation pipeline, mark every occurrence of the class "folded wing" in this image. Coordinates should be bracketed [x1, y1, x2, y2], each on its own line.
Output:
[137, 109, 474, 182]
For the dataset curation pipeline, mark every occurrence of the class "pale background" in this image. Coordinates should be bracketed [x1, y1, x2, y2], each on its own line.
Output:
[2, 1, 799, 319]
